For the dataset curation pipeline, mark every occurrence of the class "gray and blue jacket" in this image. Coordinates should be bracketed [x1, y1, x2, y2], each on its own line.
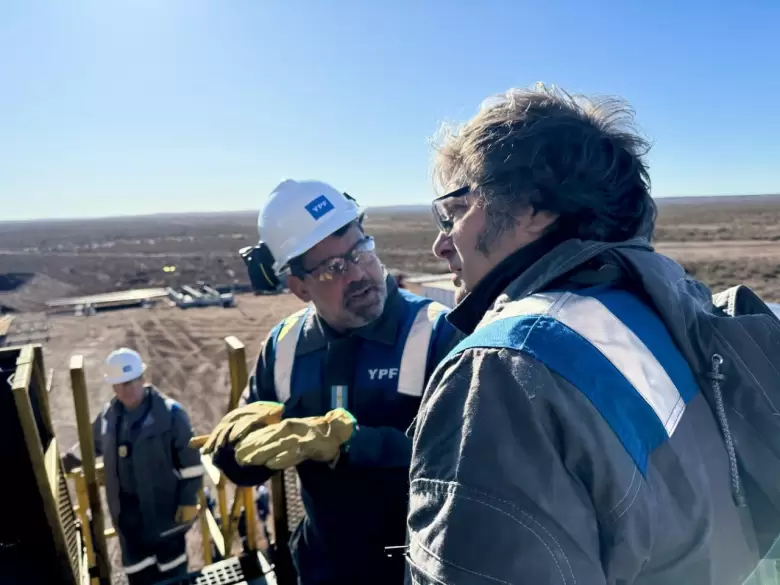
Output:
[407, 238, 759, 585]
[93, 386, 204, 550]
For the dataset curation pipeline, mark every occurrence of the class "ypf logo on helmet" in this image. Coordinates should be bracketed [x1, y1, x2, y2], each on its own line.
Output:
[304, 194, 336, 220]
[258, 179, 364, 275]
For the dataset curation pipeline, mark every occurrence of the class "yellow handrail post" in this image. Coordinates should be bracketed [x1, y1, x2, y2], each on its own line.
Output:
[223, 487, 244, 553]
[70, 355, 112, 585]
[242, 486, 259, 552]
[225, 335, 248, 412]
[217, 480, 229, 546]
[197, 481, 213, 566]
[224, 336, 260, 551]
[72, 472, 97, 578]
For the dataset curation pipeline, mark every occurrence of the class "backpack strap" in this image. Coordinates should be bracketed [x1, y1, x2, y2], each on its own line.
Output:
[712, 285, 778, 319]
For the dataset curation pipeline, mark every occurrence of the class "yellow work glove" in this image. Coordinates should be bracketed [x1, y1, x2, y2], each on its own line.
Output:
[202, 401, 284, 455]
[235, 408, 356, 470]
[175, 504, 199, 524]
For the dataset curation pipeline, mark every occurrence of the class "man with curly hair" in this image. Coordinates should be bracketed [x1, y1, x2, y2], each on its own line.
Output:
[406, 85, 760, 585]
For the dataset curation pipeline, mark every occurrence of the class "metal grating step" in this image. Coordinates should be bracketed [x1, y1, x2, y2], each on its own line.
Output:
[155, 552, 276, 585]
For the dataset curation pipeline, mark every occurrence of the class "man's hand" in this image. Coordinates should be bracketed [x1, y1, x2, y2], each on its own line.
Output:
[202, 401, 284, 455]
[234, 408, 356, 469]
[175, 504, 200, 524]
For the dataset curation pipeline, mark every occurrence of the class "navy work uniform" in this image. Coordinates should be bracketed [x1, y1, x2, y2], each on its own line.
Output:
[236, 275, 461, 585]
[93, 385, 204, 584]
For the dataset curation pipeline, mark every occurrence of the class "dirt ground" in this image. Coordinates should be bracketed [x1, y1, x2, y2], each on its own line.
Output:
[3, 196, 780, 581]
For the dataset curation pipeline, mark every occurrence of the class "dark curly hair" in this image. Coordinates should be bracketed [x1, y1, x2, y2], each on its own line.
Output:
[432, 83, 657, 252]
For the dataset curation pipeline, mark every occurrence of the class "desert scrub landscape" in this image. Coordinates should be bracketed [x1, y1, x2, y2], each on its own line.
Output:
[3, 195, 780, 307]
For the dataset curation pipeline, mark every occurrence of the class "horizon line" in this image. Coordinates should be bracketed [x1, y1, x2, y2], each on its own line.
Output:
[3, 192, 780, 224]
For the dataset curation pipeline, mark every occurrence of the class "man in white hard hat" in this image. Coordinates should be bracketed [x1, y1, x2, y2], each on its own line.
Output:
[63, 348, 204, 585]
[201, 179, 462, 585]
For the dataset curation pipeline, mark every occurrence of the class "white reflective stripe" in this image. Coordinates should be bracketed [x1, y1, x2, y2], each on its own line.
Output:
[239, 381, 252, 406]
[157, 552, 187, 573]
[273, 307, 309, 403]
[173, 464, 204, 479]
[479, 292, 564, 328]
[124, 555, 157, 574]
[484, 291, 686, 436]
[333, 385, 346, 409]
[397, 302, 448, 397]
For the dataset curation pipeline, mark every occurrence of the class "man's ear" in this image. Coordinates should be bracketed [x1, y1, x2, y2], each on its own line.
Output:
[287, 275, 312, 303]
[521, 208, 558, 237]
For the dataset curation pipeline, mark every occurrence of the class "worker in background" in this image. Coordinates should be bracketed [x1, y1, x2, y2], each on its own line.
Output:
[63, 348, 204, 585]
[201, 179, 461, 585]
[406, 85, 759, 585]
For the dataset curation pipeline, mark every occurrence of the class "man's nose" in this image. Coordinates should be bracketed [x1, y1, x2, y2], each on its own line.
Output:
[343, 258, 367, 282]
[432, 231, 453, 260]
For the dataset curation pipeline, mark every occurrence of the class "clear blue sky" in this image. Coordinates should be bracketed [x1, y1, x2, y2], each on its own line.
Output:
[1, 0, 778, 221]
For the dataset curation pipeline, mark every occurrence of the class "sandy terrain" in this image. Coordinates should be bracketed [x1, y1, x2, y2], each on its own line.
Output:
[2, 196, 780, 580]
[46, 295, 306, 457]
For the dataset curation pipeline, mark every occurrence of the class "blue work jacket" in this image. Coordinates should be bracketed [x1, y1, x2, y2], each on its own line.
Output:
[224, 276, 461, 583]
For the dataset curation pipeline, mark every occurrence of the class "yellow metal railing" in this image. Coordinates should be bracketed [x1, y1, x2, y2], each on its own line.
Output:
[189, 337, 298, 585]
[66, 336, 263, 584]
[69, 355, 112, 585]
[7, 343, 90, 585]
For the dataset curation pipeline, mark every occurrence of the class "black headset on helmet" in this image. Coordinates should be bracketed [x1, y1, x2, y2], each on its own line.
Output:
[240, 192, 362, 292]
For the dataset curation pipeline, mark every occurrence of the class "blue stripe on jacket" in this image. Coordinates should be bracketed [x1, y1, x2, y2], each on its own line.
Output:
[444, 288, 700, 474]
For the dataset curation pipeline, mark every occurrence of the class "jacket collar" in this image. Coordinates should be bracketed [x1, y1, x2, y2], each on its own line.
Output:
[296, 273, 403, 355]
[448, 230, 567, 334]
[449, 235, 653, 335]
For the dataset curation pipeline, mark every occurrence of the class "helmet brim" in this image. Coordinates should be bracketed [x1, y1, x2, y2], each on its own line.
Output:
[104, 362, 147, 385]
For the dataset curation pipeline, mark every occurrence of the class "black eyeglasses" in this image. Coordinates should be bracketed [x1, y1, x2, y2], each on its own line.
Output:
[431, 184, 477, 236]
[431, 169, 530, 235]
[302, 236, 377, 282]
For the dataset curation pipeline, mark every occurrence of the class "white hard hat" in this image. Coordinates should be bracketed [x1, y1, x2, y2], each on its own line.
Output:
[104, 348, 146, 384]
[258, 179, 363, 273]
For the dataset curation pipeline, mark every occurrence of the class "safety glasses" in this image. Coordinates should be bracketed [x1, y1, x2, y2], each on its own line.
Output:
[302, 236, 377, 282]
[431, 185, 474, 236]
[432, 170, 528, 235]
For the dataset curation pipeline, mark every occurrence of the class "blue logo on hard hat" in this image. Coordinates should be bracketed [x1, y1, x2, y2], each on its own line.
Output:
[305, 195, 335, 220]
[122, 365, 133, 372]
